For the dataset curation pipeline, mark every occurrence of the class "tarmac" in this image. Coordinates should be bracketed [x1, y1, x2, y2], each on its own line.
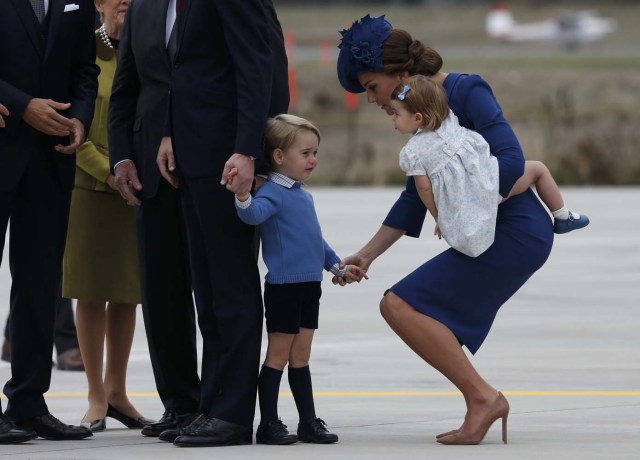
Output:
[0, 186, 638, 460]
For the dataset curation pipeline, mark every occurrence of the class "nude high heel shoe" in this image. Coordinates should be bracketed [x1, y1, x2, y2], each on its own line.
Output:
[437, 392, 509, 445]
[436, 427, 460, 440]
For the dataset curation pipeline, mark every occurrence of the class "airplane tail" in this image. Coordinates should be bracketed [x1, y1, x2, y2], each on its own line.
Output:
[486, 2, 515, 40]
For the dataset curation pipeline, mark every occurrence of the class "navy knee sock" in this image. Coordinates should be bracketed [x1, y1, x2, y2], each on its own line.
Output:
[288, 365, 317, 423]
[258, 365, 283, 423]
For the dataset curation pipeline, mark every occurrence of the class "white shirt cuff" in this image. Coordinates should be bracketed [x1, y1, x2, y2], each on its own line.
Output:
[330, 263, 347, 277]
[235, 195, 252, 209]
[114, 159, 133, 173]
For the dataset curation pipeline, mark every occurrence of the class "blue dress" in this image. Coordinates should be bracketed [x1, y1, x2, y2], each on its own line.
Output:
[387, 73, 554, 354]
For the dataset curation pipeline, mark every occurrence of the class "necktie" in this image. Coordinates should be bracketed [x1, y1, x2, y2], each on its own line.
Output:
[30, 0, 46, 24]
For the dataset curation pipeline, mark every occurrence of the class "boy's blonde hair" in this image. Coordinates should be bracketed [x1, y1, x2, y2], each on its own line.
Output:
[264, 114, 321, 170]
[391, 75, 449, 131]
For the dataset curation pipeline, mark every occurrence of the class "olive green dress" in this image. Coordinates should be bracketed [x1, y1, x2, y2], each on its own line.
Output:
[62, 34, 141, 304]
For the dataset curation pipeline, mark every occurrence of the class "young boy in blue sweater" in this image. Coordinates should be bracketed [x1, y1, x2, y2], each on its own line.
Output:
[226, 114, 365, 445]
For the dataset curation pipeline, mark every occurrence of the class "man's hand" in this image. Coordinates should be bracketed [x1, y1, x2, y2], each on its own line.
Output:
[114, 160, 143, 206]
[23, 98, 73, 136]
[54, 118, 85, 154]
[0, 104, 8, 128]
[221, 153, 255, 196]
[157, 136, 178, 188]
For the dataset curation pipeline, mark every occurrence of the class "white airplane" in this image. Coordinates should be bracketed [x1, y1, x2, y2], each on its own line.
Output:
[486, 3, 617, 50]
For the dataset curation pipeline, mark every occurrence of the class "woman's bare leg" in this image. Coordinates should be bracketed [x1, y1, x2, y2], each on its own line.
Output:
[380, 292, 501, 438]
[76, 299, 107, 422]
[104, 302, 141, 417]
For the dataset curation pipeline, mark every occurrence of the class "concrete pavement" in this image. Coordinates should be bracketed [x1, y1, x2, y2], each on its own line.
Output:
[0, 186, 638, 459]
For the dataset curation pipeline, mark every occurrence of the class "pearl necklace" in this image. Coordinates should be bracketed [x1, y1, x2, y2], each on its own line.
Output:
[98, 24, 114, 49]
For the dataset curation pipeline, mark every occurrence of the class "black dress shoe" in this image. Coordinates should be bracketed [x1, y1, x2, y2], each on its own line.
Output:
[18, 414, 92, 440]
[256, 419, 298, 445]
[106, 404, 154, 429]
[297, 418, 338, 444]
[173, 416, 252, 447]
[158, 414, 204, 442]
[141, 410, 199, 437]
[0, 414, 37, 444]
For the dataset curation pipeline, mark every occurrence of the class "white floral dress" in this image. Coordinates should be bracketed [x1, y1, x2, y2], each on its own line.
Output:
[399, 111, 501, 257]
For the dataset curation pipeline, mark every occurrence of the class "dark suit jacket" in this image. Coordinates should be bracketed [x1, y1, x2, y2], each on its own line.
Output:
[108, 0, 173, 199]
[263, 0, 289, 118]
[169, 0, 273, 176]
[0, 0, 98, 190]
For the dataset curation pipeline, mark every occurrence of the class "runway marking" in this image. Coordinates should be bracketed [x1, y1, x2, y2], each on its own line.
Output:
[2, 390, 638, 398]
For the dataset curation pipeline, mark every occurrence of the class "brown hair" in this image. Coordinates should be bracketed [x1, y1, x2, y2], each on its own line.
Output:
[391, 75, 449, 131]
[380, 29, 443, 77]
[264, 114, 321, 171]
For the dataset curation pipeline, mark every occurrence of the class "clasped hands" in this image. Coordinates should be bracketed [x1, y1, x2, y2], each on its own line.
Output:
[23, 98, 85, 153]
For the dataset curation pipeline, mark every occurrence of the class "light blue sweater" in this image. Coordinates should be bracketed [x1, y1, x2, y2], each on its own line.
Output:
[235, 173, 341, 284]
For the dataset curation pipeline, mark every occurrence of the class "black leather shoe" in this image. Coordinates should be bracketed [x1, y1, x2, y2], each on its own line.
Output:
[158, 414, 204, 442]
[173, 416, 252, 447]
[106, 404, 154, 429]
[17, 414, 92, 440]
[141, 410, 199, 437]
[297, 418, 338, 444]
[256, 419, 298, 445]
[0, 414, 37, 444]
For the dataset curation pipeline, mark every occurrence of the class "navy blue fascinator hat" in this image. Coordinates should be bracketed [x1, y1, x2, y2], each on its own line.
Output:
[337, 14, 392, 94]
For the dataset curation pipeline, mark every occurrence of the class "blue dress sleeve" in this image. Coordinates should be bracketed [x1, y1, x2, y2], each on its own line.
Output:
[382, 177, 428, 238]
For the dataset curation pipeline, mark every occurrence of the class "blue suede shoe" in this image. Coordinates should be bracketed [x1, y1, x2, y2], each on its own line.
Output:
[554, 212, 590, 234]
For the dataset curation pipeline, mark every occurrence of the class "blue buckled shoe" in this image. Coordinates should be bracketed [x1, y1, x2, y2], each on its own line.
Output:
[554, 212, 590, 234]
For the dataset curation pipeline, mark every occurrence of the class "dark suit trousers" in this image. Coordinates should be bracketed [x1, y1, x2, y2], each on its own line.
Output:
[4, 297, 78, 354]
[179, 176, 263, 426]
[136, 179, 200, 413]
[0, 146, 72, 420]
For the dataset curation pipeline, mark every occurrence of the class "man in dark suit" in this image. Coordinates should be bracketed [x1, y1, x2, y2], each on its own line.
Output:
[0, 0, 98, 441]
[156, 0, 285, 447]
[107, 0, 201, 437]
[3, 297, 85, 371]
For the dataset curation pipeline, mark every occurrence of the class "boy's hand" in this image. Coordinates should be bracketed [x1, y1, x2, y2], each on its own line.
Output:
[337, 264, 368, 285]
[225, 167, 240, 192]
[434, 223, 442, 240]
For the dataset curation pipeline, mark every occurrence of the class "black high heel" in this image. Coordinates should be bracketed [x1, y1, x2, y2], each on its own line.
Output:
[80, 417, 106, 432]
[106, 404, 155, 429]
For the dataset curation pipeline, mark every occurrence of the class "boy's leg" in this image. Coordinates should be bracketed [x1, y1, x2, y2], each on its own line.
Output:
[288, 329, 316, 423]
[289, 330, 338, 444]
[260, 333, 295, 423]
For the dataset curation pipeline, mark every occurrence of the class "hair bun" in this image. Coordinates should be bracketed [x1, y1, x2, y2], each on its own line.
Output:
[408, 40, 425, 59]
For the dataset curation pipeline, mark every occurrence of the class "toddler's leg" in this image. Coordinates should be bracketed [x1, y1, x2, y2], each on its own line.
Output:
[507, 161, 564, 212]
[508, 161, 589, 234]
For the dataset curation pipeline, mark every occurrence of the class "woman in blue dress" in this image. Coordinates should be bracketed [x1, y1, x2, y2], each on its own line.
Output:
[336, 15, 554, 445]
